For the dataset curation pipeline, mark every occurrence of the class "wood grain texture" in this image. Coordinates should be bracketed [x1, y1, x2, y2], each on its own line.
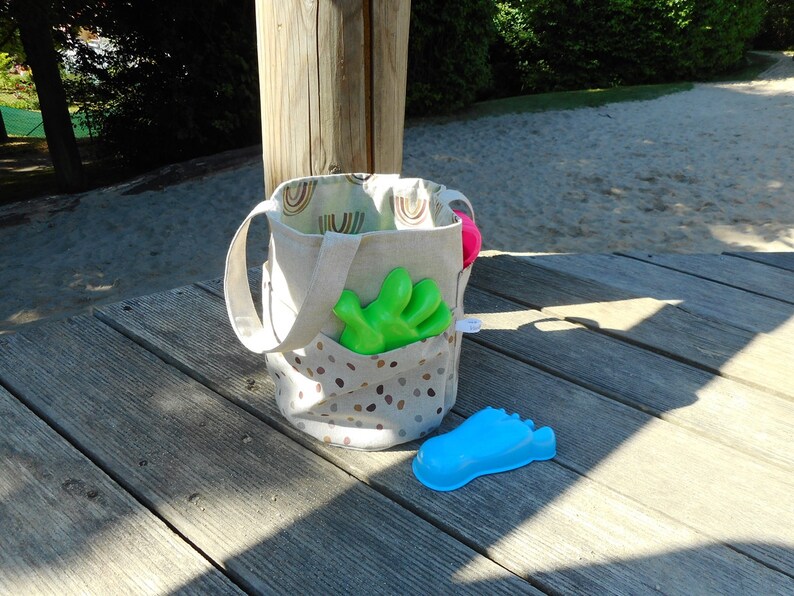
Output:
[521, 253, 794, 338]
[255, 0, 409, 194]
[621, 253, 794, 304]
[728, 251, 794, 272]
[470, 253, 794, 400]
[456, 343, 794, 581]
[370, 0, 411, 173]
[0, 317, 532, 595]
[314, 0, 369, 174]
[94, 285, 794, 593]
[0, 386, 240, 595]
[463, 286, 794, 470]
[256, 0, 317, 195]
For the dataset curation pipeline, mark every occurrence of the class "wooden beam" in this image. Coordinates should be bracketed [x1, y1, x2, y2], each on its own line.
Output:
[256, 0, 410, 196]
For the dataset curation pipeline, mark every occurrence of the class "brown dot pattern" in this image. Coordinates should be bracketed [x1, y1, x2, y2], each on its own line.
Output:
[268, 329, 456, 450]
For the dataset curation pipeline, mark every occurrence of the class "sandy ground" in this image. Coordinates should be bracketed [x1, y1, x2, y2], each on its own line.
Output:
[2, 51, 793, 333]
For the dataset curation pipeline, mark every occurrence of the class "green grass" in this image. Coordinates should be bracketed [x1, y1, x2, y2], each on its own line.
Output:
[410, 51, 779, 125]
[462, 82, 695, 120]
[0, 90, 39, 111]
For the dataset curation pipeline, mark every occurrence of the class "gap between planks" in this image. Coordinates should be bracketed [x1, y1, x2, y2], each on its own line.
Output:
[0, 315, 534, 595]
[617, 252, 794, 305]
[468, 253, 794, 403]
[95, 284, 794, 589]
[0, 384, 243, 594]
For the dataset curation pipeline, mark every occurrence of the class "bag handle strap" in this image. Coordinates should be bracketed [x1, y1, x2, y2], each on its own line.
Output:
[438, 188, 476, 223]
[224, 200, 361, 354]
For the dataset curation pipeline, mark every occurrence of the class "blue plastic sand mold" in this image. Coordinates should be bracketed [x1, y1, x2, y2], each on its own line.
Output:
[412, 407, 556, 491]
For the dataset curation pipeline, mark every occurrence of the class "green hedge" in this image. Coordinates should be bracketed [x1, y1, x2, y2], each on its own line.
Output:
[406, 0, 497, 116]
[493, 0, 767, 95]
[754, 0, 794, 49]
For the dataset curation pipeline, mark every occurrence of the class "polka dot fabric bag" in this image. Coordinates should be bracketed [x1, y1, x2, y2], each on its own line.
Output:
[224, 174, 474, 450]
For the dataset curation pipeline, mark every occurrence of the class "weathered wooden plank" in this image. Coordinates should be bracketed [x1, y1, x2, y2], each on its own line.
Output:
[95, 286, 794, 592]
[0, 386, 240, 595]
[520, 253, 794, 339]
[371, 0, 411, 172]
[621, 253, 794, 304]
[455, 344, 794, 582]
[463, 285, 794, 470]
[728, 251, 794, 273]
[469, 253, 794, 400]
[0, 318, 533, 595]
[202, 271, 794, 466]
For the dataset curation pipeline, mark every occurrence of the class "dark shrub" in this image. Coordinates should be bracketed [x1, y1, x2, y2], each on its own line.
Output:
[754, 0, 794, 50]
[406, 0, 496, 116]
[494, 0, 766, 95]
[66, 1, 260, 167]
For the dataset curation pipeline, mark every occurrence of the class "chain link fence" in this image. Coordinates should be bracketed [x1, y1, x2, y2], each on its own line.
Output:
[1, 105, 92, 138]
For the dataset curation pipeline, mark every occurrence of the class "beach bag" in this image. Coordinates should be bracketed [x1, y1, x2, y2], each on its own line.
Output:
[224, 173, 475, 450]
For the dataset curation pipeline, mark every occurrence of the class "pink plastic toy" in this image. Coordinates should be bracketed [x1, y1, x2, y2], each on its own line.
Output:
[454, 210, 482, 268]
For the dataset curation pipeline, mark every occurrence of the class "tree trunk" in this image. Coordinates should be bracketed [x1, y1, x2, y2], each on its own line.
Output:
[0, 108, 8, 143]
[255, 0, 411, 196]
[12, 0, 84, 192]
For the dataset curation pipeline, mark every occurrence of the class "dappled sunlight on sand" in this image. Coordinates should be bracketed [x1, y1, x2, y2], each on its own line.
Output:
[2, 308, 49, 331]
[708, 224, 794, 251]
[711, 78, 794, 96]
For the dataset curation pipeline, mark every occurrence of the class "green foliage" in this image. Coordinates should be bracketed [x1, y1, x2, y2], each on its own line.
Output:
[494, 0, 767, 95]
[406, 0, 497, 116]
[0, 51, 13, 89]
[0, 53, 40, 110]
[754, 0, 794, 49]
[64, 0, 260, 167]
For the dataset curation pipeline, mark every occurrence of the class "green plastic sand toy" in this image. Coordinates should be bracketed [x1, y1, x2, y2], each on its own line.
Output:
[333, 268, 452, 355]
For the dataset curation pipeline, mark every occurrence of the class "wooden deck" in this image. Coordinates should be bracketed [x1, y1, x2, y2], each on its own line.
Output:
[1, 251, 793, 594]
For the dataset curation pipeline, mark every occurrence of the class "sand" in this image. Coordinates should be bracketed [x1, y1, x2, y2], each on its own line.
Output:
[2, 51, 793, 333]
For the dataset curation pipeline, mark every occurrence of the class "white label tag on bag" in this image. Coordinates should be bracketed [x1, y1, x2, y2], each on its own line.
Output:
[455, 318, 482, 333]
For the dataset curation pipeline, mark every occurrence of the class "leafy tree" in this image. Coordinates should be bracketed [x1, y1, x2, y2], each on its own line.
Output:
[406, 0, 496, 116]
[2, 0, 84, 191]
[65, 0, 260, 167]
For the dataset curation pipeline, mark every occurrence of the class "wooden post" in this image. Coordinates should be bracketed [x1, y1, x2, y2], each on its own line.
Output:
[255, 0, 411, 196]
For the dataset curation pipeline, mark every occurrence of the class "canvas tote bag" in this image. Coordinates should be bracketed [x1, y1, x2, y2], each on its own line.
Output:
[225, 173, 475, 450]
